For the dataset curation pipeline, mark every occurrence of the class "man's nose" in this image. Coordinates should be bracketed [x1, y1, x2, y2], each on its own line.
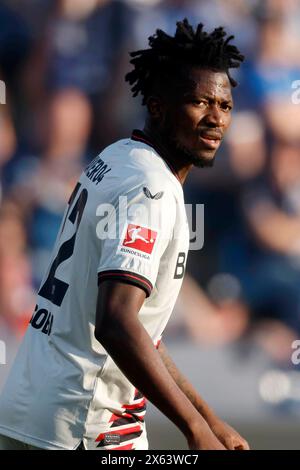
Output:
[204, 104, 224, 127]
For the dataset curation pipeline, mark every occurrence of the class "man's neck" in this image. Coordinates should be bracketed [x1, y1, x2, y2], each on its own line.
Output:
[142, 124, 193, 186]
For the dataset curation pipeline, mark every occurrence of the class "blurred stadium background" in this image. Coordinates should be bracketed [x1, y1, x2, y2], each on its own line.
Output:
[1, 0, 300, 450]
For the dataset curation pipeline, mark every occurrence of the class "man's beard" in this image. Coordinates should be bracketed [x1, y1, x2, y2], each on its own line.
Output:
[164, 131, 216, 168]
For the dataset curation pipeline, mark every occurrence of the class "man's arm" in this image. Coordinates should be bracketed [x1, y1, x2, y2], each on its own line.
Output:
[95, 280, 225, 450]
[158, 341, 250, 450]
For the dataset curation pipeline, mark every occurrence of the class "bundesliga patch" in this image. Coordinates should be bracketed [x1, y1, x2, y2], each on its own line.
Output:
[118, 224, 158, 261]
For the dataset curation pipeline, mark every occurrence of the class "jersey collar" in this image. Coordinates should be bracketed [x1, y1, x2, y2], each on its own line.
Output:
[131, 129, 182, 185]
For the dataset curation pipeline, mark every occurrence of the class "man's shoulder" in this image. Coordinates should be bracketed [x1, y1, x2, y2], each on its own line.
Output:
[104, 138, 175, 181]
[83, 138, 179, 200]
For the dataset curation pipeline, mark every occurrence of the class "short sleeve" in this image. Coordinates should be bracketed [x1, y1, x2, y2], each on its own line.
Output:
[97, 175, 176, 297]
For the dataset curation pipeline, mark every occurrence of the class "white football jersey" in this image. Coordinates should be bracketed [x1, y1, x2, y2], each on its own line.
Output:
[0, 130, 189, 450]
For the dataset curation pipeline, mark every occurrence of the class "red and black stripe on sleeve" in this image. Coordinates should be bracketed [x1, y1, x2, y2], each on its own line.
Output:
[98, 270, 153, 298]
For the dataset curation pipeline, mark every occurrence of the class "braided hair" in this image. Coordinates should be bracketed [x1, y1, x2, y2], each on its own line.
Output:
[126, 18, 244, 105]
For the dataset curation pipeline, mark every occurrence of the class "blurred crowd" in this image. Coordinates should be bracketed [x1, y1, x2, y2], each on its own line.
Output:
[1, 0, 300, 368]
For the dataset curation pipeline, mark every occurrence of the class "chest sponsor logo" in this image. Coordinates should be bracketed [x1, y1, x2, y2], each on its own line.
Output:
[118, 224, 158, 261]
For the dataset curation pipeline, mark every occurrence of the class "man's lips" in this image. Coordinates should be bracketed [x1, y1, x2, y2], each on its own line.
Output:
[198, 131, 223, 149]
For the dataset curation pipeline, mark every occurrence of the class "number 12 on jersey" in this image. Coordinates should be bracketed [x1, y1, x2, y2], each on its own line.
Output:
[38, 183, 88, 306]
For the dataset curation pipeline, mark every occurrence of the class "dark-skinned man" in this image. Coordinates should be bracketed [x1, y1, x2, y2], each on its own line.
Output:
[0, 19, 249, 451]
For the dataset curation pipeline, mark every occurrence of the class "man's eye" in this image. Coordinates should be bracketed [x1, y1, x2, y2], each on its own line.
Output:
[193, 100, 207, 107]
[222, 104, 232, 112]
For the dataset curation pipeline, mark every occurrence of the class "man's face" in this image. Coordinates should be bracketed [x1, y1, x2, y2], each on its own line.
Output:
[161, 67, 233, 167]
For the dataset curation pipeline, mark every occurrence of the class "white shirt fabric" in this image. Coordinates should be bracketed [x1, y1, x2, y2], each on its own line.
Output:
[0, 131, 189, 450]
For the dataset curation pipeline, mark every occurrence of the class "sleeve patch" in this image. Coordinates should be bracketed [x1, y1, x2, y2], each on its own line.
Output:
[117, 224, 158, 261]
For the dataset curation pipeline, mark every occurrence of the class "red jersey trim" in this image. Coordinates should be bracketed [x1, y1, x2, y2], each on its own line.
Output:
[98, 269, 153, 297]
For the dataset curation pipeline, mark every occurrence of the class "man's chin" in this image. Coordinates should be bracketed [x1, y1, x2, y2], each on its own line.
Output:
[183, 149, 216, 168]
[166, 136, 216, 168]
[193, 154, 216, 168]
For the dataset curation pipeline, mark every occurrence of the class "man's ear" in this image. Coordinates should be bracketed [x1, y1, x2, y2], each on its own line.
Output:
[146, 96, 165, 120]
